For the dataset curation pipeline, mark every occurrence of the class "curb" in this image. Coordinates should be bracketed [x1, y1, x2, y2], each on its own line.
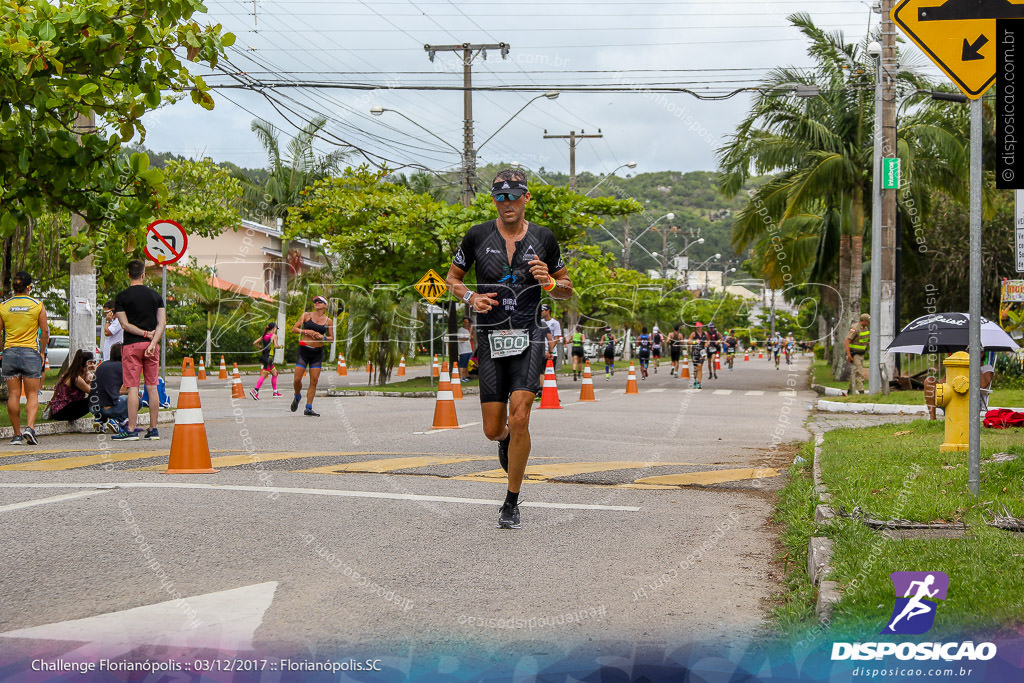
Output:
[810, 383, 848, 397]
[816, 399, 930, 415]
[0, 410, 176, 440]
[808, 428, 841, 622]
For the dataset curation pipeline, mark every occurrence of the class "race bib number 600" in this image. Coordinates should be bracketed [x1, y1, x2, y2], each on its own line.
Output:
[489, 329, 530, 358]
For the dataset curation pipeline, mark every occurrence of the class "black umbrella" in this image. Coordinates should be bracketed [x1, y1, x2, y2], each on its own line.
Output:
[886, 313, 1020, 354]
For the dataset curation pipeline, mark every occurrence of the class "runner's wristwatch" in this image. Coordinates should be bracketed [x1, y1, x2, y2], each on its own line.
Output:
[462, 290, 474, 303]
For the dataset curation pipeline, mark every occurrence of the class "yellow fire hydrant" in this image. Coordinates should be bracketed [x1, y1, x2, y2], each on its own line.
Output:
[934, 351, 970, 452]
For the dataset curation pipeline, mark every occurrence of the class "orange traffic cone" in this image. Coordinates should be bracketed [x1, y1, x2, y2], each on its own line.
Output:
[758, 349, 764, 359]
[219, 355, 228, 379]
[450, 363, 464, 399]
[432, 355, 440, 378]
[43, 354, 50, 375]
[579, 360, 596, 401]
[165, 358, 217, 474]
[680, 358, 690, 380]
[715, 353, 722, 371]
[337, 355, 347, 376]
[197, 356, 207, 380]
[431, 362, 460, 429]
[366, 360, 373, 373]
[744, 350, 750, 362]
[397, 356, 406, 377]
[539, 359, 562, 409]
[625, 362, 639, 394]
[231, 363, 245, 399]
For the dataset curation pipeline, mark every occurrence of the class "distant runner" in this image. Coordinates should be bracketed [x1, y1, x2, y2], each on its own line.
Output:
[636, 326, 652, 380]
[600, 327, 617, 380]
[250, 322, 283, 400]
[667, 324, 685, 377]
[651, 326, 663, 374]
[688, 322, 708, 389]
[569, 325, 586, 381]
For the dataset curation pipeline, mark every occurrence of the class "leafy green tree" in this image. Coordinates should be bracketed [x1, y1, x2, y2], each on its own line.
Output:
[0, 0, 234, 247]
[345, 288, 418, 386]
[718, 13, 966, 378]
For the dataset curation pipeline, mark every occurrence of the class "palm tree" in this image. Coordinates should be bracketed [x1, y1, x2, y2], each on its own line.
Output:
[718, 13, 967, 377]
[239, 116, 349, 362]
[345, 288, 416, 386]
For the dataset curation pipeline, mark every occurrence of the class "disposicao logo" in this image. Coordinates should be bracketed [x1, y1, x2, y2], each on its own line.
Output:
[831, 571, 997, 663]
[883, 571, 948, 635]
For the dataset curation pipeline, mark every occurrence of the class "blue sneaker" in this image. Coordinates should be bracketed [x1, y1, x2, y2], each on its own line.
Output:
[144, 428, 160, 440]
[112, 429, 139, 441]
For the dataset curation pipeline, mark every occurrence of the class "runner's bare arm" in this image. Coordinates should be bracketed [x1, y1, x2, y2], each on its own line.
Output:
[292, 313, 307, 336]
[37, 306, 48, 356]
[325, 319, 335, 342]
[446, 264, 498, 313]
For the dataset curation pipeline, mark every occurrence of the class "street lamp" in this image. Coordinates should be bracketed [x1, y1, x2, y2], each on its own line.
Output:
[372, 90, 559, 206]
[369, 106, 462, 155]
[477, 91, 560, 152]
[622, 212, 673, 270]
[585, 161, 638, 197]
[692, 253, 720, 294]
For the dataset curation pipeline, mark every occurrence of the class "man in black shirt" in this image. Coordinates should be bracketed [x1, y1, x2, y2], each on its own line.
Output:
[112, 260, 165, 441]
[446, 169, 572, 529]
[90, 342, 128, 429]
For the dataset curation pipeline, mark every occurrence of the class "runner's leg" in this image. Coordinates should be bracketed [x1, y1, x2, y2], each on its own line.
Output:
[505, 390, 535, 492]
[306, 367, 321, 407]
[6, 378, 22, 435]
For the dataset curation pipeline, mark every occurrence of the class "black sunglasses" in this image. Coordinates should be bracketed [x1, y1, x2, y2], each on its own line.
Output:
[492, 191, 524, 202]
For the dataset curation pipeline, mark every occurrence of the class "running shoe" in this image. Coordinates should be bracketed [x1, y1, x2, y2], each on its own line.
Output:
[144, 428, 160, 440]
[290, 394, 300, 412]
[497, 503, 521, 529]
[22, 427, 38, 445]
[9, 435, 24, 445]
[654, 366, 658, 374]
[105, 418, 121, 434]
[250, 388, 260, 400]
[272, 391, 283, 397]
[160, 401, 172, 409]
[497, 432, 511, 473]
[112, 429, 139, 441]
[304, 408, 320, 417]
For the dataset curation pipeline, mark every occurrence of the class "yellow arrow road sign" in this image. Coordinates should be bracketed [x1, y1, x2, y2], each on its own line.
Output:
[892, 0, 1024, 99]
[414, 268, 448, 303]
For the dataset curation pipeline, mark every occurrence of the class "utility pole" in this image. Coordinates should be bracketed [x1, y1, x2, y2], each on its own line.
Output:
[879, 0, 898, 391]
[69, 112, 97, 365]
[543, 129, 603, 192]
[424, 42, 509, 207]
[622, 217, 631, 269]
[425, 41, 508, 365]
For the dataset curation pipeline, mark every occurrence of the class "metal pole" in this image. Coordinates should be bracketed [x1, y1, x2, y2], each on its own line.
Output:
[569, 131, 577, 193]
[429, 312, 434, 388]
[968, 98, 982, 497]
[869, 55, 883, 395]
[160, 266, 167, 383]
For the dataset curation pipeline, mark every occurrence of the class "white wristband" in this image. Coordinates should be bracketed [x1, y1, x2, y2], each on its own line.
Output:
[462, 290, 474, 303]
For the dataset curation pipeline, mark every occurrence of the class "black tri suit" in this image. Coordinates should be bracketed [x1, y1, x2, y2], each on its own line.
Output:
[453, 220, 563, 404]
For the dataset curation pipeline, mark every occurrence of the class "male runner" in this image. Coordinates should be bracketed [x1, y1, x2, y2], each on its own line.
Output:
[724, 329, 739, 370]
[688, 322, 709, 389]
[636, 326, 652, 379]
[569, 325, 586, 381]
[651, 326, 663, 373]
[667, 324, 685, 377]
[600, 327, 617, 380]
[445, 169, 572, 530]
[768, 331, 783, 370]
[706, 323, 722, 380]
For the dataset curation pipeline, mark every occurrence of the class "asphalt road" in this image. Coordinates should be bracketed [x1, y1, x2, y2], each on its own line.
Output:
[0, 353, 813, 668]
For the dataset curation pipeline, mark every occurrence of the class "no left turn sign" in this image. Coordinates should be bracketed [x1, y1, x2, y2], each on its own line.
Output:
[144, 219, 188, 265]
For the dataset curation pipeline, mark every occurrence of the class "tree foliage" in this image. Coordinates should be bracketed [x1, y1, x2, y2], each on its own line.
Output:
[0, 0, 235, 245]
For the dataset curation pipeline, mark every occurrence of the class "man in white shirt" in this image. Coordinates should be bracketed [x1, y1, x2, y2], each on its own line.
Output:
[101, 300, 123, 362]
[540, 304, 563, 372]
[456, 316, 475, 383]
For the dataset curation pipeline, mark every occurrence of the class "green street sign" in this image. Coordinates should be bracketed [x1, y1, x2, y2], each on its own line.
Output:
[882, 157, 900, 190]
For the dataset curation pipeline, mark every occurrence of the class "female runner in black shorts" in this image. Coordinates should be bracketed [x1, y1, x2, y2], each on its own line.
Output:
[290, 295, 333, 416]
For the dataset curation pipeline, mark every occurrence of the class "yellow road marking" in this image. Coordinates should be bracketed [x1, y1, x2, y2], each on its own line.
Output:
[454, 461, 702, 482]
[633, 467, 780, 487]
[0, 447, 234, 461]
[0, 451, 169, 471]
[132, 452, 488, 472]
[296, 455, 493, 474]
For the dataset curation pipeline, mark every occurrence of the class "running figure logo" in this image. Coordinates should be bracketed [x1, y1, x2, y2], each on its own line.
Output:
[882, 571, 949, 635]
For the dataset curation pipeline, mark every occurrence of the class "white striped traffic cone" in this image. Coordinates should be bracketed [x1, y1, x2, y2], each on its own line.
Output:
[165, 358, 217, 474]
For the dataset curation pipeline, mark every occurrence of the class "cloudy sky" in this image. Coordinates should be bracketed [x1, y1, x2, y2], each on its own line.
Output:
[141, 0, 936, 178]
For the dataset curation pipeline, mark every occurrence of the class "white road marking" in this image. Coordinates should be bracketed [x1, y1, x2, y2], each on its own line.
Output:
[712, 390, 733, 395]
[744, 391, 765, 396]
[0, 483, 640, 512]
[413, 421, 480, 435]
[647, 388, 666, 393]
[0, 582, 278, 658]
[0, 489, 114, 514]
